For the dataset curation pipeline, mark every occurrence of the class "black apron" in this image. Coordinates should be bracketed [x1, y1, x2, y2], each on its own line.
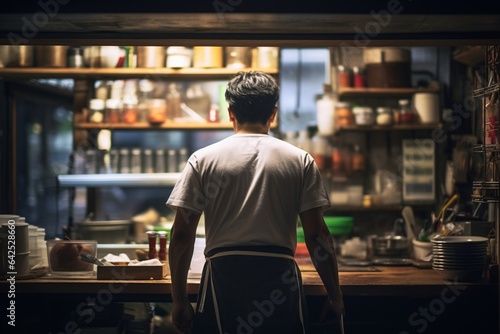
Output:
[193, 245, 309, 334]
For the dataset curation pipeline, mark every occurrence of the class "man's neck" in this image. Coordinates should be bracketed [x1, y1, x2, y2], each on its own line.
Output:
[233, 122, 270, 135]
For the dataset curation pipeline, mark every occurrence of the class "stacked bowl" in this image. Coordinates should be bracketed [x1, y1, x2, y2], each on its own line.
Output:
[431, 236, 489, 281]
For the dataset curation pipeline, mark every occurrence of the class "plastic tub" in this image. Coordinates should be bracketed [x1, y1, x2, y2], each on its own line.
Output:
[47, 240, 97, 277]
[324, 216, 354, 236]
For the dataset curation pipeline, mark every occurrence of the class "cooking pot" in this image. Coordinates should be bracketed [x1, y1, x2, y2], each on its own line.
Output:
[368, 234, 410, 257]
[73, 220, 131, 244]
[0, 45, 34, 67]
[137, 46, 166, 68]
[36, 45, 68, 68]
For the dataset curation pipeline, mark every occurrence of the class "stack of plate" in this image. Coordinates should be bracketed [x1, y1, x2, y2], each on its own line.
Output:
[431, 236, 488, 281]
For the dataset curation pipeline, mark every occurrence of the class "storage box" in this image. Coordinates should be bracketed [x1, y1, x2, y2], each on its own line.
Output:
[97, 262, 169, 280]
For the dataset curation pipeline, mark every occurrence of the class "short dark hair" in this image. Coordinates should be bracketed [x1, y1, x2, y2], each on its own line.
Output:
[225, 71, 279, 125]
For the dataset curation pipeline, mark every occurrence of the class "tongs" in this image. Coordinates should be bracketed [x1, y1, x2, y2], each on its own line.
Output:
[79, 252, 113, 266]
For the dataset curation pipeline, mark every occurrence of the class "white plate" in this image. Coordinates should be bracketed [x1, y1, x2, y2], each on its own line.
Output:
[431, 236, 488, 244]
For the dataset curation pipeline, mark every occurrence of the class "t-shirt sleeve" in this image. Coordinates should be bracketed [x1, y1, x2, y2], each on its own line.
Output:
[165, 155, 205, 214]
[299, 156, 331, 213]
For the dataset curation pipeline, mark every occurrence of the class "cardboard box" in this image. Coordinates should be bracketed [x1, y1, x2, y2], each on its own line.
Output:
[97, 262, 169, 280]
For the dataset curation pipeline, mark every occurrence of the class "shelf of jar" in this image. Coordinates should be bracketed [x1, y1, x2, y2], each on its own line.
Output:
[336, 123, 442, 132]
[74, 121, 235, 130]
[57, 173, 181, 187]
[337, 87, 440, 97]
[0, 67, 279, 79]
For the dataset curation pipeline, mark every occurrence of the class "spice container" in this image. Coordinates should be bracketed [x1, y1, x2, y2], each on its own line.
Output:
[158, 231, 168, 262]
[352, 106, 375, 126]
[147, 231, 158, 259]
[155, 149, 165, 173]
[148, 99, 167, 125]
[119, 148, 130, 173]
[130, 148, 142, 173]
[337, 65, 352, 89]
[105, 98, 122, 123]
[334, 102, 353, 130]
[398, 99, 415, 124]
[376, 107, 393, 126]
[352, 66, 365, 88]
[143, 149, 154, 173]
[67, 47, 84, 68]
[88, 99, 105, 123]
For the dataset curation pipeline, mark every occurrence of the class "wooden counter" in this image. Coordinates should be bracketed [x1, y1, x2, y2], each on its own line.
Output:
[2, 264, 498, 334]
[5, 264, 493, 300]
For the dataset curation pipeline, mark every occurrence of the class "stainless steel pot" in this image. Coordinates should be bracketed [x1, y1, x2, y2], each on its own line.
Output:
[36, 45, 67, 67]
[136, 46, 166, 68]
[368, 234, 410, 257]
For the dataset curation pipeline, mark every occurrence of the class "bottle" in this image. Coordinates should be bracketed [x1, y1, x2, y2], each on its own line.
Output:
[158, 231, 168, 262]
[352, 145, 366, 171]
[337, 65, 352, 89]
[147, 231, 158, 259]
[184, 84, 211, 120]
[67, 46, 84, 68]
[155, 149, 165, 173]
[316, 89, 337, 136]
[352, 66, 365, 88]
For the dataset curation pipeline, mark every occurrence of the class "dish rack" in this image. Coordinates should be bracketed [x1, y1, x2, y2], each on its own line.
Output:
[472, 45, 499, 267]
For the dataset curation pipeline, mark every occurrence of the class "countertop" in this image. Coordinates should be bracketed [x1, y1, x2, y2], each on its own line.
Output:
[4, 260, 494, 301]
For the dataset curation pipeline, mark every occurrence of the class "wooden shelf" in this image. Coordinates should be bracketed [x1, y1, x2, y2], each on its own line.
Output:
[74, 121, 234, 131]
[337, 123, 441, 132]
[338, 87, 439, 97]
[0, 67, 279, 79]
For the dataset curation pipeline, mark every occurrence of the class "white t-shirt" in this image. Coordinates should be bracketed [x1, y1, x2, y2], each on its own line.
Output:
[166, 133, 331, 254]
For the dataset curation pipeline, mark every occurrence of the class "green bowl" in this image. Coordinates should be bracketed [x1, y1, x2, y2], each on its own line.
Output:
[324, 216, 354, 236]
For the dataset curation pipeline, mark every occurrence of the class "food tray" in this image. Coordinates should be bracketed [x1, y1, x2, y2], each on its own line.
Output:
[97, 262, 169, 280]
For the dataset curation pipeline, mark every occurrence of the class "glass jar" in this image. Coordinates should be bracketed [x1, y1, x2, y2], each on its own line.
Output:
[225, 47, 251, 69]
[122, 103, 138, 124]
[88, 99, 105, 123]
[334, 102, 353, 130]
[352, 106, 374, 126]
[105, 98, 122, 123]
[148, 99, 167, 125]
[398, 99, 416, 124]
[376, 107, 393, 126]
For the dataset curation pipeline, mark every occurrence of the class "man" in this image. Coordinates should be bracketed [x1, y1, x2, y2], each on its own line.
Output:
[167, 71, 344, 334]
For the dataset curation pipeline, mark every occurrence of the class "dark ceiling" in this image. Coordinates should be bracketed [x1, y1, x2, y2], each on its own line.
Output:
[1, 1, 499, 46]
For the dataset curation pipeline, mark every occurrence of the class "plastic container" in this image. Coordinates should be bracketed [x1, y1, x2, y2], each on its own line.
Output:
[47, 240, 97, 277]
[316, 92, 337, 135]
[324, 216, 354, 236]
